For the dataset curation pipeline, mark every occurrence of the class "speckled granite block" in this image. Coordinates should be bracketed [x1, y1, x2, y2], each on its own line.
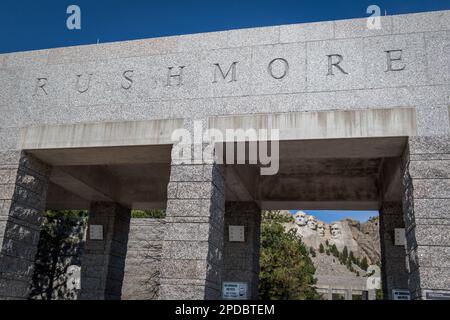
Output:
[0, 152, 50, 300]
[159, 155, 225, 300]
[222, 202, 261, 300]
[79, 202, 131, 300]
[402, 137, 450, 299]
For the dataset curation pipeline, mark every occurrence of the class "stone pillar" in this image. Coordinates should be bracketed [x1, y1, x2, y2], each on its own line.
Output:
[327, 286, 333, 300]
[368, 289, 376, 300]
[402, 136, 450, 300]
[0, 151, 51, 299]
[222, 202, 261, 299]
[159, 162, 225, 300]
[344, 289, 352, 300]
[79, 202, 131, 300]
[379, 202, 409, 299]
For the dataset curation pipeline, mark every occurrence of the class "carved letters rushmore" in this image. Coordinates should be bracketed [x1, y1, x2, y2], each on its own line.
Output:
[33, 49, 405, 96]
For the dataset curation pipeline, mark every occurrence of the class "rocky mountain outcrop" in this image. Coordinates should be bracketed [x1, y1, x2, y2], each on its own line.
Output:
[280, 210, 381, 293]
[282, 211, 380, 264]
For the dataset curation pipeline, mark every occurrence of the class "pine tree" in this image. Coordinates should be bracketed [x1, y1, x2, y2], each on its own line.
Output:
[349, 251, 355, 263]
[319, 243, 325, 254]
[330, 244, 339, 257]
[346, 258, 352, 270]
[361, 256, 369, 271]
[342, 246, 348, 262]
[259, 214, 319, 300]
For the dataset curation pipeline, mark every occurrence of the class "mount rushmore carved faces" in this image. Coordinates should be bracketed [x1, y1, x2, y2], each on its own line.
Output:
[331, 223, 342, 238]
[294, 211, 307, 226]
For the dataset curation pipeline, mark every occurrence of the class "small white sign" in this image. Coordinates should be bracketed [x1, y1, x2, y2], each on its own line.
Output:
[229, 225, 245, 242]
[394, 228, 406, 246]
[222, 282, 248, 300]
[392, 289, 410, 300]
[89, 224, 103, 240]
[424, 290, 450, 300]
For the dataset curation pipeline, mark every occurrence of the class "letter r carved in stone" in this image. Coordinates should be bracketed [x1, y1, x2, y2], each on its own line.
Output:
[327, 54, 349, 76]
[33, 77, 48, 96]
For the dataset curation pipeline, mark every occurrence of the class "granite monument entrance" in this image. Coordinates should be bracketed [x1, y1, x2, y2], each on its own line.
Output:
[0, 10, 449, 300]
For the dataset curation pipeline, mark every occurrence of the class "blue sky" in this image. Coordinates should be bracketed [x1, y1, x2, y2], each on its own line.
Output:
[1, 0, 450, 53]
[290, 210, 379, 223]
[1, 1, 431, 221]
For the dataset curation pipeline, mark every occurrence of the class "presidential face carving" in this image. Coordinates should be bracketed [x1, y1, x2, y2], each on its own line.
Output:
[331, 223, 341, 238]
[294, 211, 307, 226]
[307, 215, 317, 230]
[317, 222, 325, 236]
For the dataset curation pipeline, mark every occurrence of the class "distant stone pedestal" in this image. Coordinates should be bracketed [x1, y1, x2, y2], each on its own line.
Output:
[223, 202, 261, 300]
[344, 289, 353, 300]
[327, 286, 333, 300]
[79, 202, 131, 300]
[368, 289, 376, 300]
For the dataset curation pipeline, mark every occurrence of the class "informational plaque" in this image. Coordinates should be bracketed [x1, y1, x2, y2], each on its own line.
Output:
[392, 289, 410, 300]
[228, 225, 245, 242]
[425, 291, 450, 300]
[394, 228, 406, 246]
[222, 282, 248, 300]
[89, 224, 104, 240]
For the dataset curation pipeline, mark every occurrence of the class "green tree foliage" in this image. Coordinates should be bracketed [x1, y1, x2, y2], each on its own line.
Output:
[131, 209, 166, 218]
[319, 243, 325, 254]
[259, 215, 318, 300]
[330, 244, 339, 257]
[30, 210, 87, 300]
[346, 258, 353, 271]
[342, 246, 348, 262]
[376, 289, 384, 300]
[349, 251, 355, 263]
[360, 257, 369, 271]
[261, 210, 295, 223]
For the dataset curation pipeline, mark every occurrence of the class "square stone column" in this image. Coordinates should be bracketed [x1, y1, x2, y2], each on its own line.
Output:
[379, 202, 409, 299]
[79, 202, 131, 300]
[159, 162, 225, 300]
[223, 202, 261, 299]
[402, 136, 450, 300]
[0, 151, 51, 299]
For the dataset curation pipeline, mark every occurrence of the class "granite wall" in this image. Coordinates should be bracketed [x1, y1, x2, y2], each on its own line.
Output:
[28, 217, 165, 300]
[0, 11, 449, 148]
[1, 10, 449, 300]
[0, 152, 51, 299]
[121, 218, 165, 300]
[403, 137, 450, 300]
